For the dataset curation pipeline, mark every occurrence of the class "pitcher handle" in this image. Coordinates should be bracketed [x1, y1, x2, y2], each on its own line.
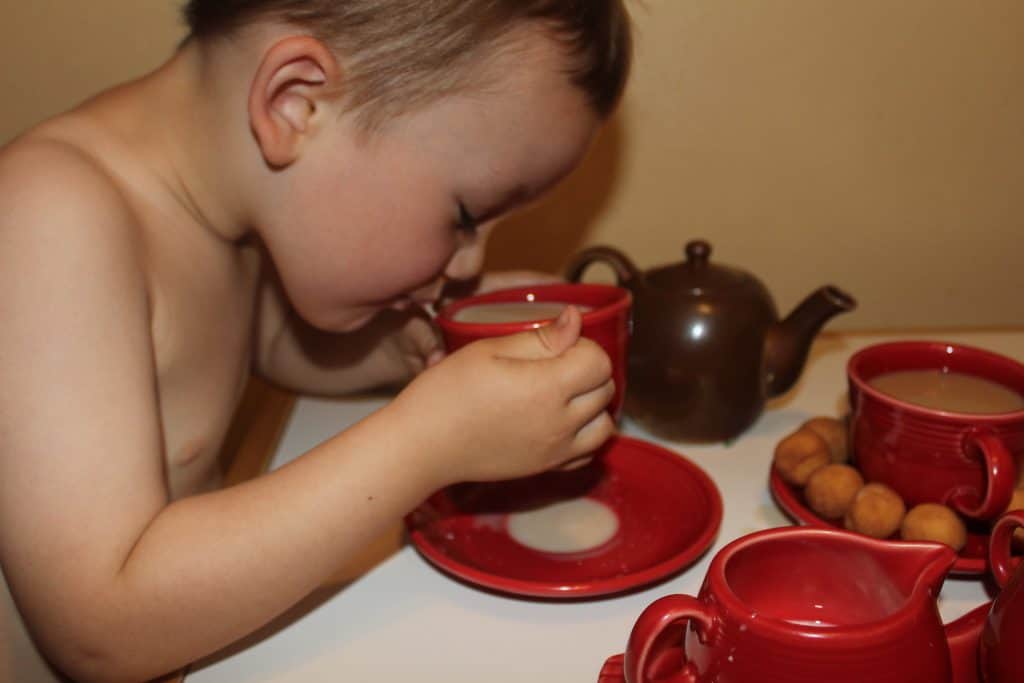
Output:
[949, 431, 1015, 520]
[624, 594, 715, 683]
[990, 509, 1024, 587]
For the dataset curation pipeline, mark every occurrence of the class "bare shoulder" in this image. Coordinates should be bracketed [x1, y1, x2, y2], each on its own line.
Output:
[0, 133, 148, 296]
[0, 132, 139, 238]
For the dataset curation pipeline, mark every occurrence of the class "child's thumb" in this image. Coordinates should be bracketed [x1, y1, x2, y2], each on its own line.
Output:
[535, 305, 583, 356]
[494, 305, 582, 360]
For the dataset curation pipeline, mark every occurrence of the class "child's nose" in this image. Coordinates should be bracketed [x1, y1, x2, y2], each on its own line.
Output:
[444, 223, 493, 282]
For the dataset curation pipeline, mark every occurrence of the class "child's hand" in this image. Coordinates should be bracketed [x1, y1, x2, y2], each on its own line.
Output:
[390, 306, 615, 487]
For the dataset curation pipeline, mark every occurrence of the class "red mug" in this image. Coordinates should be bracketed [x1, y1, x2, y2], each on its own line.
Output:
[436, 283, 632, 422]
[981, 510, 1024, 682]
[602, 527, 980, 683]
[847, 342, 1024, 520]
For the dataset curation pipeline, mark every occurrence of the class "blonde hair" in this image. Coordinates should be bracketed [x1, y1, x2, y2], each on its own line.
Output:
[183, 0, 632, 127]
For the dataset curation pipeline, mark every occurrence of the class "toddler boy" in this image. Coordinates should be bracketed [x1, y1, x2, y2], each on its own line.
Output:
[0, 1, 631, 680]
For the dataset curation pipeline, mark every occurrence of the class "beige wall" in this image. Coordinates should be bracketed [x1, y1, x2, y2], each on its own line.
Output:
[3, 1, 1021, 330]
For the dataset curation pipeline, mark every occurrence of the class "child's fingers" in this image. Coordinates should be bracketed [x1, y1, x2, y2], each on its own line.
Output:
[555, 454, 594, 471]
[568, 379, 615, 423]
[556, 338, 613, 395]
[572, 410, 616, 457]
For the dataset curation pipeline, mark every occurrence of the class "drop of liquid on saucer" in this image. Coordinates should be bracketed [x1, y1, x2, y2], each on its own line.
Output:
[506, 498, 619, 553]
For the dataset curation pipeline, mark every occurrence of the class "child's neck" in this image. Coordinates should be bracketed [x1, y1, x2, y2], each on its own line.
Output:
[98, 38, 265, 245]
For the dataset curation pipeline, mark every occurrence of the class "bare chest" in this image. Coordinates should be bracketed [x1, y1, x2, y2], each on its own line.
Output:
[148, 233, 262, 498]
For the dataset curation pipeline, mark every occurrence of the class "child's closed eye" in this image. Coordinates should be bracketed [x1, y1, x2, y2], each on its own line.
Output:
[456, 202, 478, 234]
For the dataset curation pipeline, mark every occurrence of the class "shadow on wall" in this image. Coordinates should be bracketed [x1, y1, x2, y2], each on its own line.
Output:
[483, 112, 628, 275]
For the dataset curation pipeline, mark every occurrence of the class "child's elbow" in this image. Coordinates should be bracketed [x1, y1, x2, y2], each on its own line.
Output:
[47, 633, 175, 683]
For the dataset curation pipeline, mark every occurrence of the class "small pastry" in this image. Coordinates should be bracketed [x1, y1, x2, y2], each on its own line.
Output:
[844, 483, 905, 539]
[900, 503, 968, 552]
[800, 416, 849, 464]
[773, 428, 830, 486]
[805, 464, 864, 519]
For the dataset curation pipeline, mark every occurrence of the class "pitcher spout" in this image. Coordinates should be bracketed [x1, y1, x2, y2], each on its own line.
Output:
[764, 285, 856, 397]
[910, 542, 959, 598]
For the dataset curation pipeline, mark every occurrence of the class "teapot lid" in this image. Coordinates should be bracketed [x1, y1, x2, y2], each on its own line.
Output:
[648, 240, 768, 297]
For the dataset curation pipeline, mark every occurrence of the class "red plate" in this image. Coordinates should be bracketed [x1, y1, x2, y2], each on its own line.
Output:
[769, 468, 989, 576]
[406, 436, 723, 598]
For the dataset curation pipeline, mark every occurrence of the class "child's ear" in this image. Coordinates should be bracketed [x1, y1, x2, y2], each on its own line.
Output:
[248, 36, 342, 168]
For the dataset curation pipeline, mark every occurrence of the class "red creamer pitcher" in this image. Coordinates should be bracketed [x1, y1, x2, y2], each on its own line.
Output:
[981, 510, 1024, 682]
[601, 527, 984, 683]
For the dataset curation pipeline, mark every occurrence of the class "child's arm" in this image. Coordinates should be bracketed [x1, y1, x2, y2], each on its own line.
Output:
[0, 144, 613, 682]
[253, 273, 442, 393]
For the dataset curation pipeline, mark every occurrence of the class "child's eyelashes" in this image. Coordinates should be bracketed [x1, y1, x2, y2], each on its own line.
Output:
[456, 201, 478, 234]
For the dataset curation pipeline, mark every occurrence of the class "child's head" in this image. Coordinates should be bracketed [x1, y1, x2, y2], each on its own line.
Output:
[182, 0, 632, 129]
[181, 1, 632, 332]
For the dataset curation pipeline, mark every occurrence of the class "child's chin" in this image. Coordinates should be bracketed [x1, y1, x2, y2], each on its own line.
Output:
[331, 308, 380, 333]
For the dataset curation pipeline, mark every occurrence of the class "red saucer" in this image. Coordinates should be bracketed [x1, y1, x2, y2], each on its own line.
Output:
[406, 436, 723, 598]
[769, 468, 988, 575]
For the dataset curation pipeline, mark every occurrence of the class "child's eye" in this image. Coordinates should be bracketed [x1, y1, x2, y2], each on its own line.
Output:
[456, 202, 478, 234]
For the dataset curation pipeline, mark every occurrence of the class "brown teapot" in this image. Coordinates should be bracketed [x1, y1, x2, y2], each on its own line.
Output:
[567, 240, 856, 442]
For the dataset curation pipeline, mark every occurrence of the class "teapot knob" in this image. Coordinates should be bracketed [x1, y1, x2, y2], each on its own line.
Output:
[684, 240, 711, 266]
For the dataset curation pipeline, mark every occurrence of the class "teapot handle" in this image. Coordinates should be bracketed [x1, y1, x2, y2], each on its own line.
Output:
[566, 246, 643, 287]
[623, 594, 715, 683]
[990, 509, 1024, 587]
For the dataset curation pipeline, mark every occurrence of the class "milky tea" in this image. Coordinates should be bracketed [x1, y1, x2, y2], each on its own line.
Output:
[453, 301, 592, 324]
[869, 369, 1024, 415]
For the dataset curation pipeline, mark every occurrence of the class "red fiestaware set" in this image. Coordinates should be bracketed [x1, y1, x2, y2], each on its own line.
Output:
[401, 243, 1023, 683]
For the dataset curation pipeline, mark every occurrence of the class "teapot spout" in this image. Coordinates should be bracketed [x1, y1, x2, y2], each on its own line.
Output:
[764, 285, 856, 397]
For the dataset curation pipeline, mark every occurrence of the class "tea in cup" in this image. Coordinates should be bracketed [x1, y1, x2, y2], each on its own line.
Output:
[848, 342, 1024, 520]
[437, 283, 631, 421]
[611, 527, 979, 683]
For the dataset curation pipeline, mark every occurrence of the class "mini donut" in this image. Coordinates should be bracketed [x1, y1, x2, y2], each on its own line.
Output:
[804, 464, 864, 520]
[844, 483, 906, 539]
[900, 503, 968, 552]
[800, 416, 849, 464]
[773, 428, 830, 486]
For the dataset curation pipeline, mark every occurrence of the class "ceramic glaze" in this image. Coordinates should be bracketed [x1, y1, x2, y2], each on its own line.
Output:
[603, 527, 986, 683]
[567, 241, 855, 442]
[406, 436, 722, 598]
[849, 342, 1024, 520]
[981, 510, 1024, 682]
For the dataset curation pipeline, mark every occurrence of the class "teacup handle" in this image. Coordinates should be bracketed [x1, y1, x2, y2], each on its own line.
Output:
[948, 430, 1015, 520]
[990, 509, 1024, 587]
[624, 594, 715, 683]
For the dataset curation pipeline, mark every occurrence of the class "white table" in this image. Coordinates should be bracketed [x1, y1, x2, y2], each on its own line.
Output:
[189, 330, 1021, 683]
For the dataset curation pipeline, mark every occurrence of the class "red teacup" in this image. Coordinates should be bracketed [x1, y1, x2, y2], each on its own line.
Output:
[608, 527, 978, 683]
[436, 283, 632, 421]
[981, 510, 1024, 682]
[848, 342, 1024, 520]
